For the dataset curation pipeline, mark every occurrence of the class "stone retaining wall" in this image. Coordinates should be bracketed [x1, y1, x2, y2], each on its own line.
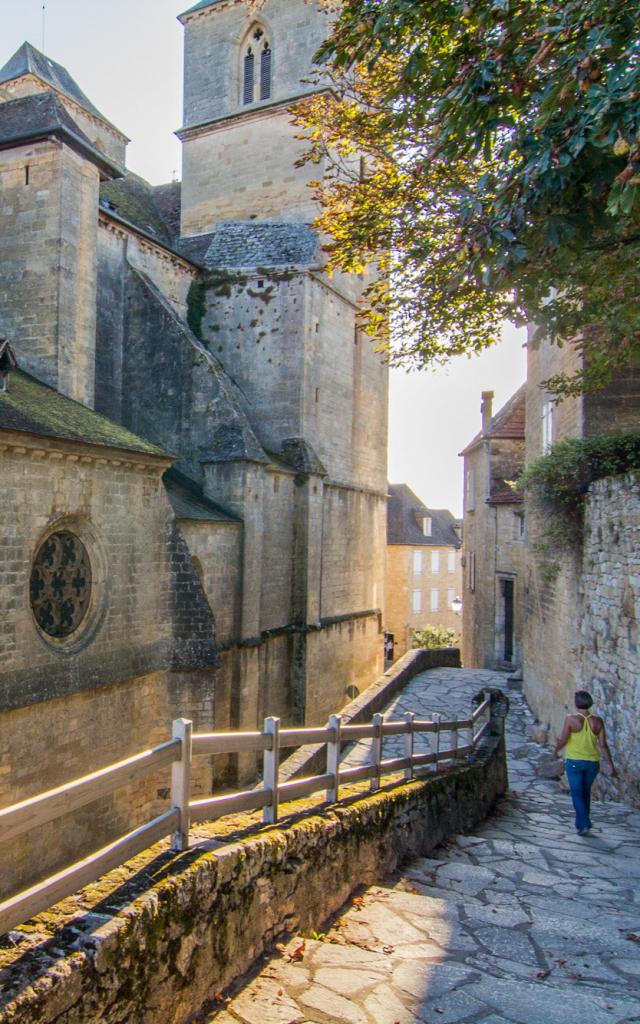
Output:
[581, 473, 640, 806]
[0, 690, 504, 1024]
[280, 646, 461, 781]
[524, 471, 640, 807]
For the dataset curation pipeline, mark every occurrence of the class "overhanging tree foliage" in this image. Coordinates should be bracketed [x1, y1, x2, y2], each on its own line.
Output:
[294, 0, 640, 393]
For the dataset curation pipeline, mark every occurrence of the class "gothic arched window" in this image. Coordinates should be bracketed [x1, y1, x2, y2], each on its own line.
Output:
[242, 26, 272, 105]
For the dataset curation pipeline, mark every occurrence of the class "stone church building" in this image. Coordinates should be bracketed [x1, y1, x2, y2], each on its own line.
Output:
[0, 0, 387, 896]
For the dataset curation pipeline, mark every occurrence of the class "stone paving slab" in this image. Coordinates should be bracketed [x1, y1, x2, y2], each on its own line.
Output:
[200, 668, 640, 1024]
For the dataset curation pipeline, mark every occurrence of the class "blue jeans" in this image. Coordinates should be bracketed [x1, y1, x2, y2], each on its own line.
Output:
[565, 759, 599, 831]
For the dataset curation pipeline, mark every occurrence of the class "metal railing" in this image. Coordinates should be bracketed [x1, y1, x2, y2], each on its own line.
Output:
[0, 694, 492, 937]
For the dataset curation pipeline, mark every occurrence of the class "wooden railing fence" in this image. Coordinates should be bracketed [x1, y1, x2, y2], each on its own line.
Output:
[0, 694, 492, 938]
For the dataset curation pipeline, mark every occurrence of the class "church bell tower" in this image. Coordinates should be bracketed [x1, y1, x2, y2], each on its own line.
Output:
[178, 0, 331, 237]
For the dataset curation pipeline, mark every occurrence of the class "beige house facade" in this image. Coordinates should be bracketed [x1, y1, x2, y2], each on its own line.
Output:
[385, 485, 462, 660]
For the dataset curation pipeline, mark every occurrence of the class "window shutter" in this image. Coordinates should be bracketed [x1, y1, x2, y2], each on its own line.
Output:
[260, 43, 272, 100]
[243, 48, 255, 104]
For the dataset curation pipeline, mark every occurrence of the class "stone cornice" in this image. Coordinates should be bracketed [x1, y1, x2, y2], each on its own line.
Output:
[176, 87, 329, 141]
[98, 211, 200, 276]
[0, 428, 174, 471]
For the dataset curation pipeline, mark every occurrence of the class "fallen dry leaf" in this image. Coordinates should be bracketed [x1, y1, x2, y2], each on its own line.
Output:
[536, 970, 551, 979]
[287, 940, 306, 963]
[626, 933, 640, 944]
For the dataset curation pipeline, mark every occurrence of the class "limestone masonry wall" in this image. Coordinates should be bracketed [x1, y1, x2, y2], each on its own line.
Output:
[0, 704, 507, 1024]
[0, 439, 217, 896]
[523, 472, 640, 807]
[581, 473, 640, 806]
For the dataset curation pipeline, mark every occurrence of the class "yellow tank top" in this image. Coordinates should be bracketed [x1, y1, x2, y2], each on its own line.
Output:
[565, 714, 600, 762]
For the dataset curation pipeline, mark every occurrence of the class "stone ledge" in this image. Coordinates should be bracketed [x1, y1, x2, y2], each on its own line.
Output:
[0, 701, 505, 1024]
[280, 646, 461, 782]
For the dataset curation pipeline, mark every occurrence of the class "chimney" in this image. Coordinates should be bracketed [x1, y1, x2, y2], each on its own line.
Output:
[0, 339, 18, 394]
[481, 390, 494, 433]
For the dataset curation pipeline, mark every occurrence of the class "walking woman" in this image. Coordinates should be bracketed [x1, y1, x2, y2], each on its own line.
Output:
[554, 690, 618, 835]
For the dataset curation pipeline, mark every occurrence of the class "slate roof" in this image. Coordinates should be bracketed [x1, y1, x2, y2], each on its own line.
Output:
[459, 384, 527, 457]
[179, 0, 224, 20]
[0, 92, 122, 179]
[152, 182, 182, 242]
[0, 42, 124, 136]
[0, 369, 169, 458]
[203, 221, 320, 269]
[387, 484, 462, 548]
[177, 233, 217, 267]
[163, 468, 240, 523]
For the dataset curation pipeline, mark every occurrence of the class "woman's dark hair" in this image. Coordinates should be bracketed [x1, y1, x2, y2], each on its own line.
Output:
[575, 690, 594, 710]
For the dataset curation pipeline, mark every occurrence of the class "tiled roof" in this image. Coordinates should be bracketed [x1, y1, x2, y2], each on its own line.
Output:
[0, 42, 124, 136]
[387, 484, 461, 548]
[0, 92, 122, 179]
[203, 221, 320, 269]
[164, 468, 240, 523]
[0, 369, 169, 458]
[459, 384, 526, 457]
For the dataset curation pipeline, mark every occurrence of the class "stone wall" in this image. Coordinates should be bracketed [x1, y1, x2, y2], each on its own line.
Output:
[462, 442, 525, 672]
[0, 434, 218, 896]
[0, 696, 506, 1024]
[580, 473, 640, 806]
[523, 472, 640, 807]
[179, 0, 330, 232]
[0, 139, 100, 406]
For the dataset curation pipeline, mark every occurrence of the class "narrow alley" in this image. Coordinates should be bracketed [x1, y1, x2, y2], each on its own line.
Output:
[205, 669, 640, 1024]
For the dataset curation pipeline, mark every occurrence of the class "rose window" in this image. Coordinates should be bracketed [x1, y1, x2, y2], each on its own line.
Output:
[30, 532, 92, 639]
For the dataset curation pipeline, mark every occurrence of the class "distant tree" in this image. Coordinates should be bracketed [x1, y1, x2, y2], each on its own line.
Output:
[412, 625, 459, 650]
[295, 0, 640, 394]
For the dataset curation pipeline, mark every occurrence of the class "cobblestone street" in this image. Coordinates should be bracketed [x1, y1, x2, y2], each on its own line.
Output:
[206, 668, 640, 1024]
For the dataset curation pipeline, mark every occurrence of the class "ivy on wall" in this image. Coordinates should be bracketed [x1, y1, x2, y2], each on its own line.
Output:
[520, 434, 640, 579]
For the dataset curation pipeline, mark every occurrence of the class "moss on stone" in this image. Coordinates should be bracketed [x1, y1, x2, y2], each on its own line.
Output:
[0, 370, 169, 457]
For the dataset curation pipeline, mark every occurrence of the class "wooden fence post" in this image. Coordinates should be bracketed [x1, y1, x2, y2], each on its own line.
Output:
[473, 691, 484, 747]
[451, 719, 459, 763]
[432, 713, 442, 772]
[263, 717, 280, 825]
[371, 713, 383, 792]
[404, 712, 415, 781]
[171, 718, 193, 852]
[326, 714, 342, 803]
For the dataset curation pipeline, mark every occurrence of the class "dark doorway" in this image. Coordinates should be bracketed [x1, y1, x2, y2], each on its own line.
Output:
[502, 578, 514, 663]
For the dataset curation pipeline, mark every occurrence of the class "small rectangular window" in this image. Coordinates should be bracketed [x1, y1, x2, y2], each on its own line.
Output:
[431, 589, 439, 612]
[431, 550, 440, 573]
[412, 590, 422, 614]
[413, 550, 422, 574]
[448, 551, 456, 572]
[468, 552, 476, 593]
[25, 165, 30, 186]
[422, 516, 432, 537]
[448, 588, 456, 608]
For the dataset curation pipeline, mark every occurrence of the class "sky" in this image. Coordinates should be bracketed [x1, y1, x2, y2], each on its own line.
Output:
[1, 0, 527, 516]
